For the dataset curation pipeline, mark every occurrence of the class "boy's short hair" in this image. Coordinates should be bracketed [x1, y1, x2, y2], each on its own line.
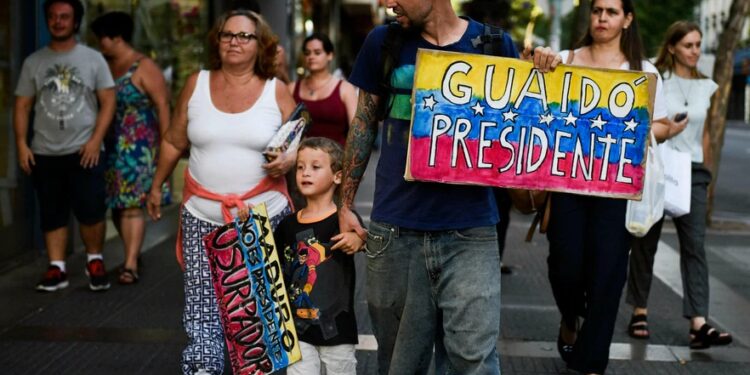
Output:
[298, 137, 343, 173]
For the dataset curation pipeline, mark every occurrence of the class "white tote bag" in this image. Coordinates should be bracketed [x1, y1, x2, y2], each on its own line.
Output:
[659, 142, 691, 217]
[626, 132, 665, 237]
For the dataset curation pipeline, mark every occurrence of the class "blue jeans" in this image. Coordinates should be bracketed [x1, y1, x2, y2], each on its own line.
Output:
[365, 221, 501, 375]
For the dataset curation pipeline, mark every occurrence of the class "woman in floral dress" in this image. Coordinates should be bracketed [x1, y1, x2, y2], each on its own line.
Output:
[92, 12, 171, 284]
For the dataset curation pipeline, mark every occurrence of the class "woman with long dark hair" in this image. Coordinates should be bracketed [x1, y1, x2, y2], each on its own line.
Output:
[547, 0, 686, 373]
[625, 20, 732, 349]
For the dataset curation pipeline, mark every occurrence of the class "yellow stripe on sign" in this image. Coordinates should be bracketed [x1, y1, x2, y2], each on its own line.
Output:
[414, 49, 652, 109]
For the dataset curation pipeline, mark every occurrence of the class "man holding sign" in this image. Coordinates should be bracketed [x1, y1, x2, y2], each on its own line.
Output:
[339, 0, 561, 373]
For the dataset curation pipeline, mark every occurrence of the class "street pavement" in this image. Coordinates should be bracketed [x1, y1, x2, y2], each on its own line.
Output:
[1, 123, 749, 374]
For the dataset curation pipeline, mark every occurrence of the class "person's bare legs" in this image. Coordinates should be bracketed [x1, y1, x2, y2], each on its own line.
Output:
[44, 226, 69, 261]
[80, 220, 105, 255]
[115, 208, 145, 273]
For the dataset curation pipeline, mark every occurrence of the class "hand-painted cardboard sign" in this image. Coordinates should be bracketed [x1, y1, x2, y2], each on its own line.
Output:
[405, 49, 657, 199]
[204, 203, 301, 374]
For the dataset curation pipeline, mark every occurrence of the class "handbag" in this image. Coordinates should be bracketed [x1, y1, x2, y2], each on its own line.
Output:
[508, 189, 548, 215]
[625, 131, 664, 237]
[659, 141, 691, 217]
[508, 189, 551, 242]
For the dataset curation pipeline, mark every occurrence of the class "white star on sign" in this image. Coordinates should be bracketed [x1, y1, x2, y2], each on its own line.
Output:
[502, 109, 519, 123]
[590, 114, 607, 130]
[563, 112, 578, 127]
[423, 95, 437, 110]
[471, 101, 485, 116]
[624, 118, 639, 132]
[539, 112, 554, 127]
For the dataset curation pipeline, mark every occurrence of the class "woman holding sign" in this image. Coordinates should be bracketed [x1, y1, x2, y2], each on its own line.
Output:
[146, 10, 297, 374]
[546, 0, 686, 374]
[625, 21, 732, 349]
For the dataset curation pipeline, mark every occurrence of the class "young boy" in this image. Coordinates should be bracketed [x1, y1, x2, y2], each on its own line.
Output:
[273, 137, 363, 374]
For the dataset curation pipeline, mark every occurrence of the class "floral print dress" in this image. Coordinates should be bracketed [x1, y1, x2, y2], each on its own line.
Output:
[104, 59, 171, 209]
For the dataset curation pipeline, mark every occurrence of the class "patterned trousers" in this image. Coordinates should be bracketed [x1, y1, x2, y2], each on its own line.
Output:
[180, 206, 291, 375]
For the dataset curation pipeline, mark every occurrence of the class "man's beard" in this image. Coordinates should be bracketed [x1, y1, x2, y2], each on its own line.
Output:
[49, 27, 77, 42]
[51, 34, 75, 42]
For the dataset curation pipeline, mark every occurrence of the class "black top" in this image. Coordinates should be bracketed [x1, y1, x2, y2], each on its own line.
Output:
[273, 210, 358, 346]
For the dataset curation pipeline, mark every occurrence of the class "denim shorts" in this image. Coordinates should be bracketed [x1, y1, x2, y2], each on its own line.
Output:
[31, 153, 106, 231]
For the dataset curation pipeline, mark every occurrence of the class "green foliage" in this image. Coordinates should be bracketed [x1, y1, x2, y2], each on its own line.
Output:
[550, 5, 584, 50]
[634, 0, 701, 56]
[556, 0, 700, 56]
[459, 0, 536, 42]
[508, 0, 538, 41]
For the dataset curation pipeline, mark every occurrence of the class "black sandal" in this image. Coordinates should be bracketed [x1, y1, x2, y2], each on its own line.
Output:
[689, 323, 733, 349]
[118, 268, 139, 285]
[628, 314, 650, 339]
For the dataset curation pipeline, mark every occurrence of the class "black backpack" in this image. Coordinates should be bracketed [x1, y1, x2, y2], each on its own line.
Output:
[377, 21, 507, 120]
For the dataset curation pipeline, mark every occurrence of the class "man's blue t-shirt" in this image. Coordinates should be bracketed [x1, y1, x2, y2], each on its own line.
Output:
[349, 19, 519, 231]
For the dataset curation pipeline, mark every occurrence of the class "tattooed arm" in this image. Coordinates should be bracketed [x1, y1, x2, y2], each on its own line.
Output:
[338, 91, 381, 239]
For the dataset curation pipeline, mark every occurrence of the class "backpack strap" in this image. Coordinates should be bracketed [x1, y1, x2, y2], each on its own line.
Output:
[472, 23, 505, 56]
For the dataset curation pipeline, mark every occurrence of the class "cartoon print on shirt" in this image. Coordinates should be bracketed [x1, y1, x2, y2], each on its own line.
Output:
[40, 64, 86, 129]
[284, 228, 331, 321]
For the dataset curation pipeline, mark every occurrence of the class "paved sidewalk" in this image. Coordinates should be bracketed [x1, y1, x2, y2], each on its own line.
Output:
[1, 144, 749, 375]
[496, 213, 750, 374]
[1, 207, 749, 374]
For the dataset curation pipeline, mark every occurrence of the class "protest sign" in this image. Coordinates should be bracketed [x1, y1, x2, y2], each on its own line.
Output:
[203, 203, 300, 374]
[405, 49, 657, 199]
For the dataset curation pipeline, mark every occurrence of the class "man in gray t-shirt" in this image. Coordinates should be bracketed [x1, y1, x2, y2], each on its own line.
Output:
[13, 0, 115, 293]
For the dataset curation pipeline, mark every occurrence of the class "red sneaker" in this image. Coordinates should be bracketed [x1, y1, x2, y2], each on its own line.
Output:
[36, 265, 69, 292]
[85, 259, 111, 291]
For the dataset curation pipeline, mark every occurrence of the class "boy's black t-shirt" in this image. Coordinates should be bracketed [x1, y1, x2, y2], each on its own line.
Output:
[274, 210, 358, 346]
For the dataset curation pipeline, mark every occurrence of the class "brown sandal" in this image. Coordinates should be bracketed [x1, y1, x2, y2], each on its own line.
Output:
[118, 268, 139, 284]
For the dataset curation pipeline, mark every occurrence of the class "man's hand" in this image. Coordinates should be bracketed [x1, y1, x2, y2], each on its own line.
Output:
[521, 46, 562, 73]
[262, 150, 295, 178]
[79, 139, 102, 168]
[146, 187, 162, 221]
[338, 206, 367, 245]
[16, 143, 35, 175]
[331, 231, 365, 254]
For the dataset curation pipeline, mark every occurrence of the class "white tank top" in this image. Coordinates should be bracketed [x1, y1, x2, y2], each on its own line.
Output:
[184, 70, 287, 224]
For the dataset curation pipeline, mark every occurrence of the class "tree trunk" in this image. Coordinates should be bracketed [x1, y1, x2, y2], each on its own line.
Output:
[706, 0, 750, 226]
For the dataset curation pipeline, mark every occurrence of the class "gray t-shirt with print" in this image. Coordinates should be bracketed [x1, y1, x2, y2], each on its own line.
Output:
[15, 44, 115, 155]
